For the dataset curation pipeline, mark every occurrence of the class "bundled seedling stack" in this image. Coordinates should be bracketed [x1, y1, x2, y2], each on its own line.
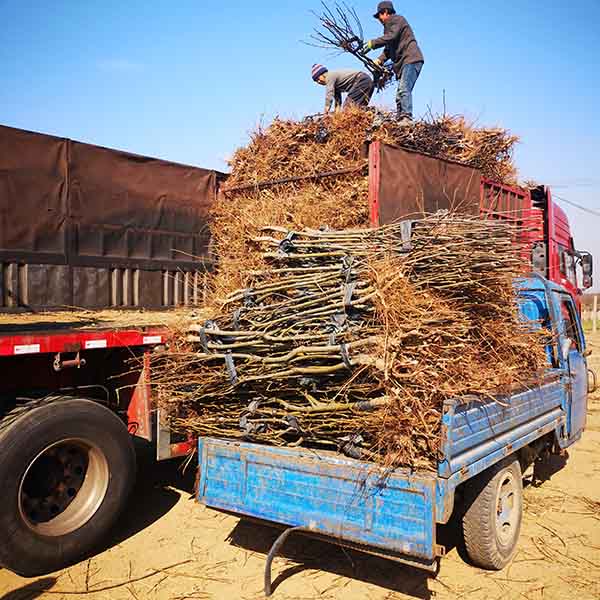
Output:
[153, 212, 546, 469]
[152, 107, 541, 469]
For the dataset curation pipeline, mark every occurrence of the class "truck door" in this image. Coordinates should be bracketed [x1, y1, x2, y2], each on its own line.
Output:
[555, 293, 588, 442]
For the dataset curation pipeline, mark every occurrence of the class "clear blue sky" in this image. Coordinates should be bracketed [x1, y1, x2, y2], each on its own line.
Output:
[2, 1, 599, 288]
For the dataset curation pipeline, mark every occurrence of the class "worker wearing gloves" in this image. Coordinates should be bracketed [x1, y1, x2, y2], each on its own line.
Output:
[363, 1, 424, 124]
[311, 64, 374, 113]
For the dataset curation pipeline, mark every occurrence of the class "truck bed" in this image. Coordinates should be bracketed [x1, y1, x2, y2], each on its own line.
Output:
[197, 375, 567, 567]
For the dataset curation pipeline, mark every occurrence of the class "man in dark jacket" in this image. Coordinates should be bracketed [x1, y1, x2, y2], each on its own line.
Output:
[363, 1, 424, 124]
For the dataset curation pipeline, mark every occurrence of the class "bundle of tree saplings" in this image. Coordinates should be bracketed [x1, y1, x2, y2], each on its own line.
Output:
[152, 213, 546, 470]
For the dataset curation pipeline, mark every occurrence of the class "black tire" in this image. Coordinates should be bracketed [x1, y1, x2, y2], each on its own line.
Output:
[462, 457, 523, 570]
[0, 397, 136, 576]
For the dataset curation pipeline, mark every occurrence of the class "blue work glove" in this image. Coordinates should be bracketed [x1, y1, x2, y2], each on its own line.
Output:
[362, 40, 374, 53]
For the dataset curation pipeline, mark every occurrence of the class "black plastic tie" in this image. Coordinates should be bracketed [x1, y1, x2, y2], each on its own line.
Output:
[199, 320, 218, 352]
[232, 308, 242, 330]
[331, 312, 347, 330]
[286, 415, 303, 435]
[224, 351, 238, 385]
[343, 282, 357, 309]
[198, 328, 210, 353]
[339, 434, 365, 460]
[243, 289, 256, 308]
[340, 343, 352, 369]
[400, 219, 414, 252]
[278, 231, 297, 255]
[341, 255, 355, 282]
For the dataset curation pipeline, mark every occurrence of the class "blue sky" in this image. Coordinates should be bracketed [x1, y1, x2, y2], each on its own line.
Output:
[2, 1, 599, 288]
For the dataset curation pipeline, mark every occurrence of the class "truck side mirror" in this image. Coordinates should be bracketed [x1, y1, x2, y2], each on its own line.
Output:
[581, 253, 593, 289]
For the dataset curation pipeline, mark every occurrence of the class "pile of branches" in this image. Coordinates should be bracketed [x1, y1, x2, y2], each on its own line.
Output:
[153, 213, 546, 470]
[379, 112, 518, 183]
[212, 107, 518, 302]
[225, 107, 517, 188]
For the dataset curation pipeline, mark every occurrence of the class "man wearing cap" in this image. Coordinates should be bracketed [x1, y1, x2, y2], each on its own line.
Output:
[363, 1, 424, 124]
[311, 64, 374, 113]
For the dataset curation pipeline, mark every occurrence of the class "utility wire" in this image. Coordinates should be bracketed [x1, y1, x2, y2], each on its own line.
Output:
[554, 194, 600, 218]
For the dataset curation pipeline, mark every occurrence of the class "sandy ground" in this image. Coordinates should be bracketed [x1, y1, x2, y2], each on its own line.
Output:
[2, 333, 600, 600]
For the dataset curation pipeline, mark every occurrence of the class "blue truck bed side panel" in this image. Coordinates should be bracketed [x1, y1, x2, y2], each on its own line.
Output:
[438, 380, 565, 478]
[198, 439, 437, 561]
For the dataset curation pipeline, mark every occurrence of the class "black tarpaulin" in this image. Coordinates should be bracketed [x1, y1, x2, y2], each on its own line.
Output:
[0, 124, 219, 310]
[0, 124, 217, 267]
[376, 143, 481, 224]
[69, 141, 215, 265]
[0, 126, 68, 257]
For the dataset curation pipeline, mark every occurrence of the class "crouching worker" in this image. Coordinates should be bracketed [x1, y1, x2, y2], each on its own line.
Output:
[311, 64, 374, 113]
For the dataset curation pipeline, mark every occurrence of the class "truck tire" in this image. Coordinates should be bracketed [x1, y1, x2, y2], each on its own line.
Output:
[462, 457, 523, 570]
[0, 397, 136, 576]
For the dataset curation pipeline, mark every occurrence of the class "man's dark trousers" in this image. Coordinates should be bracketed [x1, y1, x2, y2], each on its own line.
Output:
[344, 73, 374, 108]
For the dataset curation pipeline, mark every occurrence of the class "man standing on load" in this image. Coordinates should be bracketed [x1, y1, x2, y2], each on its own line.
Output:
[363, 1, 424, 125]
[311, 64, 374, 113]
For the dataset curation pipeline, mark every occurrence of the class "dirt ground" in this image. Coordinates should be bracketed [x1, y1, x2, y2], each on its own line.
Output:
[2, 333, 600, 600]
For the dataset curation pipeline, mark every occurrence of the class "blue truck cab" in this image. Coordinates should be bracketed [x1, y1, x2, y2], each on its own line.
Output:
[196, 276, 588, 589]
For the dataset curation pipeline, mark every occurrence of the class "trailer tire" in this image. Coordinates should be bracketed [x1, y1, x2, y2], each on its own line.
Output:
[462, 457, 523, 570]
[0, 397, 136, 576]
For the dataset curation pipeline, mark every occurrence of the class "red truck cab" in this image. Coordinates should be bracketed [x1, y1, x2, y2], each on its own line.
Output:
[480, 179, 593, 311]
[542, 187, 593, 306]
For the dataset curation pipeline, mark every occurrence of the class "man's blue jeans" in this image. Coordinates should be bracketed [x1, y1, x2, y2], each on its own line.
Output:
[396, 61, 423, 119]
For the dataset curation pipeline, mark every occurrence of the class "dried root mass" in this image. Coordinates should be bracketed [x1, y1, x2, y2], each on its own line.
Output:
[153, 214, 546, 470]
[226, 107, 518, 188]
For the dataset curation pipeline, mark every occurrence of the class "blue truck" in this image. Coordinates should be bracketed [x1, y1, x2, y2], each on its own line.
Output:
[196, 275, 589, 594]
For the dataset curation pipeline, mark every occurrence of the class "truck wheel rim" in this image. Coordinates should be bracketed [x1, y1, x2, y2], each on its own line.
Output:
[495, 471, 519, 546]
[18, 438, 109, 536]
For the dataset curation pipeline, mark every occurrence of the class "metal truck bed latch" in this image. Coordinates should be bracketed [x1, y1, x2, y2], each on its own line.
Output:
[53, 352, 86, 372]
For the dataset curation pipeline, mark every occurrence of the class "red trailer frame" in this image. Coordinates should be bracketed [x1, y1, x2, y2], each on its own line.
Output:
[0, 325, 195, 459]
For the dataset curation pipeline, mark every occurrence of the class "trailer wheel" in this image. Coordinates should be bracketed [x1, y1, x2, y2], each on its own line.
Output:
[462, 457, 523, 570]
[0, 397, 136, 576]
